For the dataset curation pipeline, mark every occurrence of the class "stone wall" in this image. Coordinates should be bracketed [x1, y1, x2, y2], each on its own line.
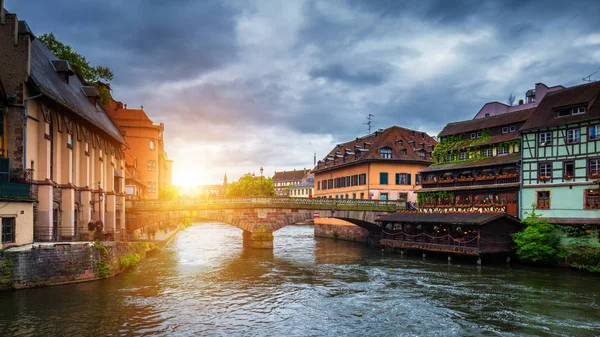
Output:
[0, 241, 156, 291]
[314, 218, 371, 243]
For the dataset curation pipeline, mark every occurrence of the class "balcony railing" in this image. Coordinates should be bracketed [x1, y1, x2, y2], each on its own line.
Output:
[421, 175, 519, 189]
[0, 182, 32, 199]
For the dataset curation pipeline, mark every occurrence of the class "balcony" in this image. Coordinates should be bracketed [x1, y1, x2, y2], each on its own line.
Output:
[421, 174, 519, 189]
[0, 182, 32, 199]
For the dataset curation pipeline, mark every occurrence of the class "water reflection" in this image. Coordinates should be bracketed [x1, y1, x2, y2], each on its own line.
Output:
[0, 222, 599, 336]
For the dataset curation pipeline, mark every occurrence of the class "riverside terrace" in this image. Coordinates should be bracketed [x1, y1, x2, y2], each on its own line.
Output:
[126, 197, 406, 248]
[375, 212, 522, 263]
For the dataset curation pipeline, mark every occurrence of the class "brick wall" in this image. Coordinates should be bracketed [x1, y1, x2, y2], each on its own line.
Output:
[0, 241, 156, 290]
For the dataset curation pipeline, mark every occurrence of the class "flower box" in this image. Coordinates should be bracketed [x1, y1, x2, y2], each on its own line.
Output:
[496, 173, 518, 179]
[475, 176, 495, 181]
[455, 177, 474, 182]
[588, 174, 600, 180]
[422, 181, 437, 185]
[439, 179, 455, 183]
[537, 176, 551, 182]
[564, 174, 573, 181]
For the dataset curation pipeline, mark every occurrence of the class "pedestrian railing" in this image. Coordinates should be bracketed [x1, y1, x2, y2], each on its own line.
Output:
[129, 197, 406, 211]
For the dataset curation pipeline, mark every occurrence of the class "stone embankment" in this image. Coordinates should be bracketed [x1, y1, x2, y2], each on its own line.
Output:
[0, 241, 158, 291]
[314, 218, 370, 243]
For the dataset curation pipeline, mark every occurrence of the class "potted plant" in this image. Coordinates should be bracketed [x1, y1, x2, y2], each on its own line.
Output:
[564, 173, 573, 180]
[537, 176, 551, 182]
[475, 175, 495, 181]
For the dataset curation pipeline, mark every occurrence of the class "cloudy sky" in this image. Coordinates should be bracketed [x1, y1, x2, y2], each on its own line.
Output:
[9, 0, 600, 185]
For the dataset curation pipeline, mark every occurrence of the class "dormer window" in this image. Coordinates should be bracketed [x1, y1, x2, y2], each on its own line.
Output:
[509, 126, 516, 132]
[380, 147, 392, 159]
[502, 127, 508, 134]
[477, 131, 482, 138]
[50, 60, 74, 83]
[556, 105, 586, 118]
[470, 133, 476, 139]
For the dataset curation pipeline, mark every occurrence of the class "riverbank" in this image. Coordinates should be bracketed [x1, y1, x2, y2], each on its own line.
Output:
[0, 241, 158, 291]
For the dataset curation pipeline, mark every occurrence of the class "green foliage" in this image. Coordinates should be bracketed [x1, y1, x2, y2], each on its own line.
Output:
[225, 173, 277, 197]
[563, 245, 600, 272]
[512, 205, 562, 263]
[97, 85, 112, 106]
[160, 185, 180, 200]
[120, 253, 141, 269]
[332, 230, 339, 240]
[92, 241, 111, 278]
[38, 32, 114, 83]
[0, 253, 15, 289]
[432, 129, 520, 165]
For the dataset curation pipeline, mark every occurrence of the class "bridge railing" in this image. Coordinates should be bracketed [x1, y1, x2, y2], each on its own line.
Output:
[128, 197, 406, 211]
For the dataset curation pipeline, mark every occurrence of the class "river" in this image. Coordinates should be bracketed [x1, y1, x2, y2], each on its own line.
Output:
[1, 223, 599, 336]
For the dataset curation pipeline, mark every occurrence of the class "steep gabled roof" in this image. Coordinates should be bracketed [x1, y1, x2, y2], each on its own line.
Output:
[439, 108, 535, 137]
[29, 39, 126, 144]
[273, 169, 309, 181]
[520, 81, 600, 131]
[313, 125, 437, 173]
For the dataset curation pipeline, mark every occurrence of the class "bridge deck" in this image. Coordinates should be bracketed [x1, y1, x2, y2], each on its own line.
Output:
[127, 197, 405, 212]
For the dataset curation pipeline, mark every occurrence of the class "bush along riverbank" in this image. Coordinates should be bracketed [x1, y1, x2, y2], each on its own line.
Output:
[512, 206, 600, 272]
[0, 241, 158, 291]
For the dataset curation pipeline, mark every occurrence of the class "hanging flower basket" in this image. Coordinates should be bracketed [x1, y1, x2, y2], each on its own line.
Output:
[497, 173, 518, 179]
[537, 176, 551, 182]
[564, 174, 573, 181]
[456, 177, 474, 182]
[475, 175, 495, 181]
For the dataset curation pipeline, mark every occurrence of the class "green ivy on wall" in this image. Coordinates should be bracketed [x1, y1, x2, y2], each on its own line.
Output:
[432, 129, 520, 166]
[417, 191, 455, 205]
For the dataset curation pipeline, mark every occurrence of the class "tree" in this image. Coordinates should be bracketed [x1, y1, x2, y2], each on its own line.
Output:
[225, 173, 277, 197]
[159, 185, 180, 200]
[512, 205, 562, 263]
[507, 93, 516, 106]
[38, 33, 114, 83]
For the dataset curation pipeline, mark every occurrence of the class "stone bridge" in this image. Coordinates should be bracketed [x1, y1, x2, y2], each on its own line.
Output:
[126, 198, 404, 248]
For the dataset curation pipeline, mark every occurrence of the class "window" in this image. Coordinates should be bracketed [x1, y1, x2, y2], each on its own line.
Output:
[572, 106, 586, 115]
[497, 146, 509, 155]
[147, 160, 156, 171]
[563, 161, 574, 177]
[359, 174, 367, 185]
[536, 191, 550, 209]
[459, 152, 468, 160]
[380, 172, 388, 185]
[396, 173, 411, 185]
[585, 189, 600, 209]
[502, 127, 508, 134]
[352, 193, 356, 199]
[477, 131, 482, 138]
[470, 133, 476, 139]
[147, 182, 156, 193]
[539, 132, 552, 146]
[590, 159, 600, 177]
[590, 125, 599, 140]
[1, 218, 15, 243]
[509, 126, 516, 132]
[317, 181, 320, 190]
[416, 174, 421, 185]
[482, 148, 492, 157]
[380, 147, 392, 159]
[539, 163, 552, 178]
[567, 129, 580, 144]
[445, 154, 454, 162]
[380, 193, 388, 201]
[149, 140, 155, 151]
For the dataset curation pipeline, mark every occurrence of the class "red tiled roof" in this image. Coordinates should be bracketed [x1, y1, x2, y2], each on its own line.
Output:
[439, 108, 535, 137]
[521, 81, 600, 131]
[313, 125, 437, 173]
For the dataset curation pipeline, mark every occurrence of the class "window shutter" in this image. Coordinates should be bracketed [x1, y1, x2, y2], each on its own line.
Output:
[395, 173, 400, 185]
[0, 158, 9, 183]
[407, 173, 412, 185]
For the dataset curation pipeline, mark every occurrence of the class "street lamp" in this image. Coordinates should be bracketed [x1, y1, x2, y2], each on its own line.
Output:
[260, 167, 264, 197]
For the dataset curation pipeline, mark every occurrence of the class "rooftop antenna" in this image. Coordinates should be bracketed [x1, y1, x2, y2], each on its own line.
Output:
[314, 151, 316, 167]
[364, 114, 374, 134]
[583, 67, 600, 83]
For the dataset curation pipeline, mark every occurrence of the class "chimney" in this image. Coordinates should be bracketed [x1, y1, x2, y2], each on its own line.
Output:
[124, 104, 127, 109]
[1, 0, 5, 25]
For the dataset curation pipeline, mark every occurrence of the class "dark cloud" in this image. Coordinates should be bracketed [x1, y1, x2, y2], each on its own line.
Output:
[309, 62, 389, 86]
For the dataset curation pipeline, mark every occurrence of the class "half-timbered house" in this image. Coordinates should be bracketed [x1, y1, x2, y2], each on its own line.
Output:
[520, 81, 600, 225]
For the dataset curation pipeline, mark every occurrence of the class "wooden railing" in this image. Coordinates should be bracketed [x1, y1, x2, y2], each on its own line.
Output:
[128, 197, 406, 212]
[421, 176, 519, 189]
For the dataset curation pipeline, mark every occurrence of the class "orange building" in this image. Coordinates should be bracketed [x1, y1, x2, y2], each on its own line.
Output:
[101, 86, 172, 199]
[313, 126, 437, 203]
